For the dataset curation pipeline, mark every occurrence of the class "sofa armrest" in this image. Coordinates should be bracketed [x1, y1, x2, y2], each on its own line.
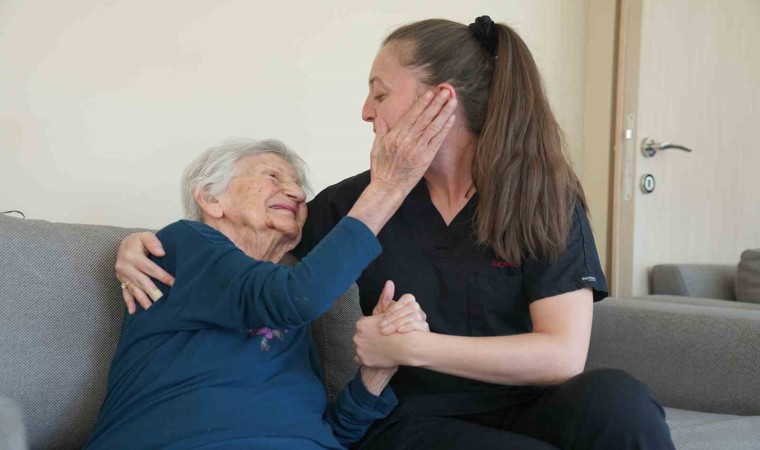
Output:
[0, 397, 27, 450]
[652, 264, 736, 300]
[587, 298, 760, 416]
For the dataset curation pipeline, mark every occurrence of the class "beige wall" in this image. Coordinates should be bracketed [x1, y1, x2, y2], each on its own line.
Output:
[582, 0, 618, 271]
[1, 0, 591, 230]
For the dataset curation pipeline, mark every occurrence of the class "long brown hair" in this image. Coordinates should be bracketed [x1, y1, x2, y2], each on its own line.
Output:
[384, 19, 588, 262]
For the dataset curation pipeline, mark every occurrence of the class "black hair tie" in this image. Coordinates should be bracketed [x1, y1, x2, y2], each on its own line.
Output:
[468, 15, 498, 57]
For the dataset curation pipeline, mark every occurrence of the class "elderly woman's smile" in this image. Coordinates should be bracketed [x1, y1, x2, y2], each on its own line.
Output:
[196, 149, 308, 262]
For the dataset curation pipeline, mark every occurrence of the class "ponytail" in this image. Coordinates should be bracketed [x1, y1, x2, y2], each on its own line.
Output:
[385, 18, 587, 262]
[473, 23, 587, 262]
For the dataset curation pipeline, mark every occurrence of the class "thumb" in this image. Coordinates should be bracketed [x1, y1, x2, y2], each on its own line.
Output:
[374, 118, 389, 140]
[375, 280, 395, 315]
[140, 233, 165, 257]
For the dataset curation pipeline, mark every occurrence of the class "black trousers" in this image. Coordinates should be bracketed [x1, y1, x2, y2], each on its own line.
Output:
[358, 369, 675, 450]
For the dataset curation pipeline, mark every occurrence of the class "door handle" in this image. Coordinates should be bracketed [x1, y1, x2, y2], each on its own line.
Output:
[641, 137, 693, 158]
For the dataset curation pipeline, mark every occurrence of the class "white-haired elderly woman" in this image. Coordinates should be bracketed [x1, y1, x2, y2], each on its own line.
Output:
[86, 92, 457, 450]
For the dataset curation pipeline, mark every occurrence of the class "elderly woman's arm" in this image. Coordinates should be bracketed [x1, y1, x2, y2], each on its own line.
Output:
[147, 216, 381, 331]
[116, 89, 457, 314]
[305, 340, 397, 447]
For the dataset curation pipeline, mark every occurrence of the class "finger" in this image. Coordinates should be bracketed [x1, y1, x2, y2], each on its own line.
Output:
[381, 307, 425, 333]
[374, 117, 389, 140]
[380, 299, 420, 329]
[136, 258, 175, 287]
[373, 280, 395, 315]
[121, 285, 137, 315]
[408, 89, 451, 137]
[382, 294, 416, 317]
[381, 280, 395, 312]
[385, 313, 426, 333]
[422, 114, 456, 158]
[129, 284, 154, 311]
[139, 233, 166, 257]
[131, 269, 163, 302]
[397, 90, 435, 130]
[417, 98, 458, 143]
[132, 271, 163, 302]
[398, 320, 430, 333]
[418, 97, 458, 145]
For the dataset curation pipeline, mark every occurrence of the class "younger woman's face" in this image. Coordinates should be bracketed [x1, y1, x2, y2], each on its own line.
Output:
[362, 44, 427, 132]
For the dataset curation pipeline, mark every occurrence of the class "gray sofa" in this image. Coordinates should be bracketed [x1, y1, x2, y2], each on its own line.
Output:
[1, 214, 759, 449]
[653, 263, 759, 305]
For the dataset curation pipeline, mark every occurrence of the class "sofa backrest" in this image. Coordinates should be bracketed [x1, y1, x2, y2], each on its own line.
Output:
[0, 215, 361, 449]
[652, 264, 736, 300]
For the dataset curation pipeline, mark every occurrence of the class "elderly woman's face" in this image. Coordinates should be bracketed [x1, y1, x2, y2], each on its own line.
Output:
[216, 152, 307, 241]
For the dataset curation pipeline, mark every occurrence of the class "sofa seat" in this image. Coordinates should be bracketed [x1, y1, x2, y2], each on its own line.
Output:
[666, 408, 760, 449]
[3, 214, 760, 449]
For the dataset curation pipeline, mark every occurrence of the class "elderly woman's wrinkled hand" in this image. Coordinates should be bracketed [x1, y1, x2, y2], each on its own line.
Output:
[115, 232, 175, 314]
[372, 280, 429, 335]
[370, 89, 457, 194]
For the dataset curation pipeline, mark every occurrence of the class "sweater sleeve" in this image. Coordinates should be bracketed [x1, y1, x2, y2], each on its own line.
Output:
[323, 372, 397, 446]
[306, 334, 396, 446]
[153, 216, 381, 331]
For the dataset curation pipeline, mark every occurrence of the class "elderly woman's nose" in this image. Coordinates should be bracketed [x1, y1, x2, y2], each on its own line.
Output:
[284, 182, 306, 202]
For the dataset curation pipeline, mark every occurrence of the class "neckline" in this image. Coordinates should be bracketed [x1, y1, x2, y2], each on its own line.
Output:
[408, 179, 478, 229]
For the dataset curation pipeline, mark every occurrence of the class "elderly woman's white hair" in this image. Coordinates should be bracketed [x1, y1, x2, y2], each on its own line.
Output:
[181, 139, 311, 222]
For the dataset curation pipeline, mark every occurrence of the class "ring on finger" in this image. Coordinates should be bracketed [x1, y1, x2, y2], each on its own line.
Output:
[120, 280, 133, 290]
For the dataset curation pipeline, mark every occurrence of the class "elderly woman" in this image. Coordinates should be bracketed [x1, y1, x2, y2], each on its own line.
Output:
[86, 89, 456, 450]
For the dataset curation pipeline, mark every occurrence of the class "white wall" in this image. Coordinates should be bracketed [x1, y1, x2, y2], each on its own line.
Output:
[0, 0, 589, 229]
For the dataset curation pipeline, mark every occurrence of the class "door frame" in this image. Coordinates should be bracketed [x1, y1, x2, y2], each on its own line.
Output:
[609, 0, 643, 297]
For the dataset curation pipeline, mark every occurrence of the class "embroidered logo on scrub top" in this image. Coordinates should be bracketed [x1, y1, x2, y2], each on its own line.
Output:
[581, 276, 597, 283]
[248, 327, 287, 351]
[490, 260, 519, 268]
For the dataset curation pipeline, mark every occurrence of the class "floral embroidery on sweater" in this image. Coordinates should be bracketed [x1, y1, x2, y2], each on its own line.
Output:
[248, 327, 287, 351]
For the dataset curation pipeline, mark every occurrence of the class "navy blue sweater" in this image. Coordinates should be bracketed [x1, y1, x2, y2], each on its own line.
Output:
[87, 217, 396, 450]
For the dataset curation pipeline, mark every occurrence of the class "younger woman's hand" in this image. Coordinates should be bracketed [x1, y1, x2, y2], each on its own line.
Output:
[115, 232, 175, 314]
[372, 280, 429, 335]
[378, 293, 429, 335]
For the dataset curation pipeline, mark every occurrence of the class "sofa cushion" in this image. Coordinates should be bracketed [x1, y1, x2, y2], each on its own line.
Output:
[665, 407, 760, 449]
[0, 397, 27, 450]
[0, 215, 144, 449]
[588, 297, 760, 416]
[312, 283, 363, 402]
[736, 249, 760, 304]
[652, 264, 736, 300]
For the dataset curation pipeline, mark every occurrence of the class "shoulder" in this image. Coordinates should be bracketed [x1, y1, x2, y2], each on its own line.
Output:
[569, 197, 594, 243]
[295, 171, 370, 258]
[326, 170, 371, 194]
[309, 171, 371, 214]
[156, 220, 237, 255]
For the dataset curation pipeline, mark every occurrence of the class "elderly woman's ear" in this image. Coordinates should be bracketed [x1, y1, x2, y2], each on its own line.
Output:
[194, 189, 224, 220]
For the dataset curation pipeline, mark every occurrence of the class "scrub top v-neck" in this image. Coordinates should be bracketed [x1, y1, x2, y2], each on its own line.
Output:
[294, 170, 608, 417]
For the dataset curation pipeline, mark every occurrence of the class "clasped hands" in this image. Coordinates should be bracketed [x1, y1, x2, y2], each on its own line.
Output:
[353, 280, 429, 370]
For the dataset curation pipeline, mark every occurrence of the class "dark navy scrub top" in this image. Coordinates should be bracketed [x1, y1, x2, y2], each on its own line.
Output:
[294, 171, 608, 418]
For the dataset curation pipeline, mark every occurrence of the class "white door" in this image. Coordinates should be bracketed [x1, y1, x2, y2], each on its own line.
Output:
[612, 0, 760, 296]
